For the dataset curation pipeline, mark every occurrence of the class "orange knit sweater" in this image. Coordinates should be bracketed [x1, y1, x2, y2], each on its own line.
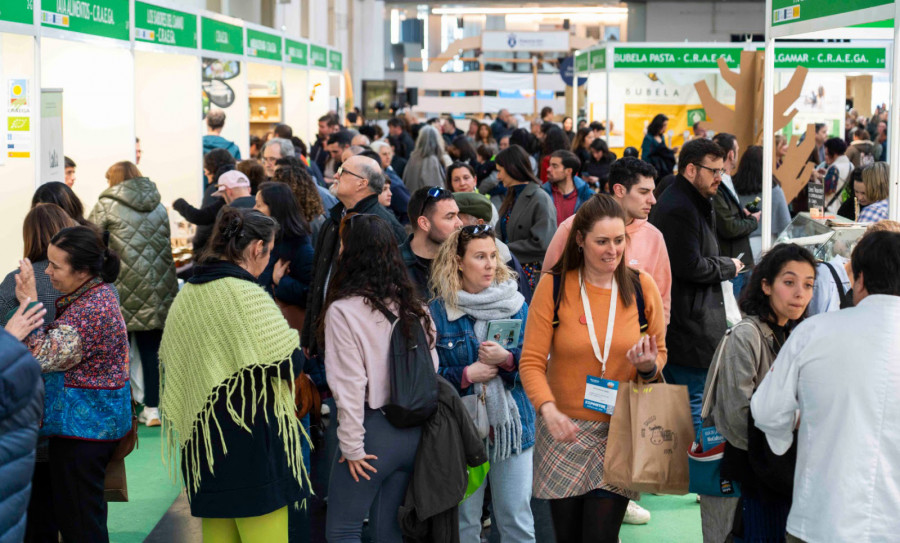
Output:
[520, 270, 668, 422]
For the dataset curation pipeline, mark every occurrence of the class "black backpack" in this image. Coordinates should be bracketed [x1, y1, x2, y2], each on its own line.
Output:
[377, 308, 439, 428]
[823, 261, 854, 309]
[551, 272, 649, 332]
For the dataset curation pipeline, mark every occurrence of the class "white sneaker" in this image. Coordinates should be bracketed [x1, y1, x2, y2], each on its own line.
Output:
[139, 406, 161, 427]
[623, 500, 651, 525]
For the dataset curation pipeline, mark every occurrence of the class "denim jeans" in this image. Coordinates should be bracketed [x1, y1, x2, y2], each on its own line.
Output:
[662, 363, 710, 434]
[459, 447, 536, 543]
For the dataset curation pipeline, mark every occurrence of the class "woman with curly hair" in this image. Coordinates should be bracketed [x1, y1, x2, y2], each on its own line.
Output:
[272, 162, 326, 243]
[319, 214, 438, 541]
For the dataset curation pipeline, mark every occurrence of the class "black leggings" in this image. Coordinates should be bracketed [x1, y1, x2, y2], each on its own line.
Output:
[549, 491, 629, 543]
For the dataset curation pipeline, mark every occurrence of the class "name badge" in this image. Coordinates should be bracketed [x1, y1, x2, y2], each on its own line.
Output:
[584, 375, 618, 415]
[701, 426, 726, 450]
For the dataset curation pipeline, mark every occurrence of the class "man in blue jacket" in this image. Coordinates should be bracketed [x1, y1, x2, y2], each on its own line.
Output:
[202, 109, 241, 159]
[0, 328, 44, 543]
[542, 150, 594, 227]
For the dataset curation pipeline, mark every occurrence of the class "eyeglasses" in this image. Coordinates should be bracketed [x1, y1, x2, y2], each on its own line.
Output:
[693, 163, 726, 178]
[336, 166, 367, 181]
[460, 224, 493, 237]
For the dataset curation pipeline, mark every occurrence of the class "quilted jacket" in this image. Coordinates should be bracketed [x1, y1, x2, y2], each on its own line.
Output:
[0, 329, 43, 543]
[89, 177, 178, 331]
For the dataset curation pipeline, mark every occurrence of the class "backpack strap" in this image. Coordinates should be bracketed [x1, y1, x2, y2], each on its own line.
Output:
[822, 261, 849, 309]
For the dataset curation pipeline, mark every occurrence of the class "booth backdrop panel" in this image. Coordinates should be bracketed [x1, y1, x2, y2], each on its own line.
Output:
[135, 50, 202, 236]
[202, 58, 250, 160]
[283, 67, 310, 147]
[405, 71, 482, 92]
[308, 69, 330, 143]
[416, 96, 483, 115]
[0, 33, 36, 270]
[247, 62, 283, 139]
[41, 38, 135, 217]
[782, 71, 846, 140]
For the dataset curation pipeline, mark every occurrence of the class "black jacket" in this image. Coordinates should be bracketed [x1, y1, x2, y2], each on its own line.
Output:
[390, 132, 416, 160]
[651, 175, 737, 369]
[398, 377, 488, 543]
[301, 193, 408, 359]
[173, 183, 224, 254]
[400, 236, 432, 300]
[712, 185, 757, 268]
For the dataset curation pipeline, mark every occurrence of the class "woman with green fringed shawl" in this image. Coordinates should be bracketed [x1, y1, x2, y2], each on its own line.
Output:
[159, 208, 310, 543]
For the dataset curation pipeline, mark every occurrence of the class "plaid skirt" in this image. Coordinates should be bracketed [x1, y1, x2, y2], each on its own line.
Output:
[533, 416, 639, 501]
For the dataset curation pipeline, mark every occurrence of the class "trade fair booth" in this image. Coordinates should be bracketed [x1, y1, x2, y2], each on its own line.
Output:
[0, 1, 343, 270]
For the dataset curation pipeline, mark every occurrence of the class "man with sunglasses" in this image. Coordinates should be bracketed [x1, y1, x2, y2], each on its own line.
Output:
[400, 186, 463, 297]
[650, 138, 745, 432]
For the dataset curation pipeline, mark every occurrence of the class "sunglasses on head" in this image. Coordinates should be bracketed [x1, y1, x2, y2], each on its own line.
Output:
[460, 224, 494, 237]
[422, 186, 452, 209]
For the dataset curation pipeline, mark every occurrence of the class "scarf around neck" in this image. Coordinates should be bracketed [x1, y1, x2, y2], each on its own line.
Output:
[159, 275, 310, 499]
[449, 279, 524, 462]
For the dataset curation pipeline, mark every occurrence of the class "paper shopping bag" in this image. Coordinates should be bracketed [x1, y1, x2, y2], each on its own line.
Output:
[104, 458, 129, 502]
[602, 380, 693, 494]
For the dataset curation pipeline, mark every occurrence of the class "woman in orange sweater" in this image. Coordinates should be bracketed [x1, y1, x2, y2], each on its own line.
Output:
[520, 194, 667, 543]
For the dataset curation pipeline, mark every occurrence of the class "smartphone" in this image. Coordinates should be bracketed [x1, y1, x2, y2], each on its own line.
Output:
[736, 252, 745, 261]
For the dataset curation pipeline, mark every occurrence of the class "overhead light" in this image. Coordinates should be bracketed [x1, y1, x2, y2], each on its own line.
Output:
[432, 6, 629, 16]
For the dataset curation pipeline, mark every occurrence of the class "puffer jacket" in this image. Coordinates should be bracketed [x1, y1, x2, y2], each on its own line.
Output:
[0, 329, 44, 543]
[89, 177, 179, 331]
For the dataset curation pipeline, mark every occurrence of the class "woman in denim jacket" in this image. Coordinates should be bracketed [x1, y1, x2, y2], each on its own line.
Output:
[429, 224, 536, 543]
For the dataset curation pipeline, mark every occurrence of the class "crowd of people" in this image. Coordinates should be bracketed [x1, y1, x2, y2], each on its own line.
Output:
[1, 103, 899, 543]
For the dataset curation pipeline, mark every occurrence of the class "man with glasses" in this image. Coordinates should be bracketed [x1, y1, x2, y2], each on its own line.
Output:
[651, 138, 744, 432]
[264, 138, 339, 210]
[400, 186, 464, 297]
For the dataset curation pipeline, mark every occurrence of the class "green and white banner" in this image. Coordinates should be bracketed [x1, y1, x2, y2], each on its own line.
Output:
[328, 49, 342, 71]
[0, 0, 33, 25]
[135, 2, 197, 49]
[771, 47, 888, 70]
[41, 0, 130, 41]
[575, 51, 589, 73]
[771, 0, 894, 37]
[201, 16, 242, 55]
[310, 44, 327, 68]
[247, 27, 281, 61]
[285, 38, 308, 66]
[613, 46, 743, 70]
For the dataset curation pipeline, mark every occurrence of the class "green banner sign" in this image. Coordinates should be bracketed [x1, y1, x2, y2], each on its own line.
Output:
[310, 44, 327, 68]
[0, 0, 33, 25]
[574, 52, 589, 73]
[770, 47, 888, 70]
[613, 46, 742, 69]
[134, 2, 197, 48]
[285, 39, 308, 66]
[590, 49, 606, 71]
[247, 28, 281, 61]
[328, 49, 342, 71]
[201, 16, 242, 55]
[41, 0, 130, 41]
[772, 0, 892, 27]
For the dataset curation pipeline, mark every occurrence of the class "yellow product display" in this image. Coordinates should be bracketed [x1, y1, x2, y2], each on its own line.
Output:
[624, 103, 710, 152]
[202, 506, 288, 543]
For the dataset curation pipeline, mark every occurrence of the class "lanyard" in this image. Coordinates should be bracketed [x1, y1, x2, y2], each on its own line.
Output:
[580, 271, 617, 377]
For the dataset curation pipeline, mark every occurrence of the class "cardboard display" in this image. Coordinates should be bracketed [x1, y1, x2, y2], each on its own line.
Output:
[775, 124, 818, 204]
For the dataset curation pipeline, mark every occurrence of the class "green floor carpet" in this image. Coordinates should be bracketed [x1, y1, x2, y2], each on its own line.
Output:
[108, 425, 181, 543]
[619, 493, 702, 542]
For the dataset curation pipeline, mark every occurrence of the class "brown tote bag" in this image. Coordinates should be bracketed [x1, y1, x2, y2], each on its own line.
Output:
[275, 299, 322, 422]
[602, 379, 693, 495]
[104, 410, 138, 502]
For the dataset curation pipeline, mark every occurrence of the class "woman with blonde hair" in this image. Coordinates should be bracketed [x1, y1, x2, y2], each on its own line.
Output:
[429, 224, 535, 542]
[90, 160, 178, 426]
[403, 124, 453, 193]
[855, 162, 890, 223]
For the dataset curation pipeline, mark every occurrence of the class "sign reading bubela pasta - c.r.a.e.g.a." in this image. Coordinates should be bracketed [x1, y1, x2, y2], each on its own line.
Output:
[613, 47, 743, 70]
[201, 16, 243, 56]
[285, 39, 308, 66]
[247, 28, 282, 61]
[41, 0, 130, 41]
[134, 2, 197, 49]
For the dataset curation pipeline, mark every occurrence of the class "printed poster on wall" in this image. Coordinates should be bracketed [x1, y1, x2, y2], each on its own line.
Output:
[40, 89, 64, 184]
[6, 74, 34, 161]
[202, 57, 241, 119]
[782, 72, 846, 141]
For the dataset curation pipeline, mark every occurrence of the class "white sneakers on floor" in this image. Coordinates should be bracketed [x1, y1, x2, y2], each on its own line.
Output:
[139, 406, 161, 427]
[623, 500, 651, 525]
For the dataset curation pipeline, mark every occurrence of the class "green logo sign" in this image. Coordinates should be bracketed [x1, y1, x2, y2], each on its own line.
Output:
[771, 47, 888, 70]
[8, 117, 30, 131]
[201, 16, 243, 55]
[247, 28, 281, 61]
[134, 2, 197, 49]
[310, 44, 327, 68]
[590, 49, 606, 71]
[285, 39, 308, 66]
[613, 47, 743, 69]
[773, 0, 892, 27]
[687, 108, 707, 125]
[0, 0, 33, 25]
[41, 0, 130, 41]
[574, 52, 589, 73]
[328, 49, 342, 71]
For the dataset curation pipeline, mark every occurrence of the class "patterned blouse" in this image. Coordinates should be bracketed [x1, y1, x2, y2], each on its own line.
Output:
[25, 277, 131, 441]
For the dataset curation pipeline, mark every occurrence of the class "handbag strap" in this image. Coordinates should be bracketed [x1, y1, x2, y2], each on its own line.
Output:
[700, 321, 763, 420]
[822, 261, 850, 309]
